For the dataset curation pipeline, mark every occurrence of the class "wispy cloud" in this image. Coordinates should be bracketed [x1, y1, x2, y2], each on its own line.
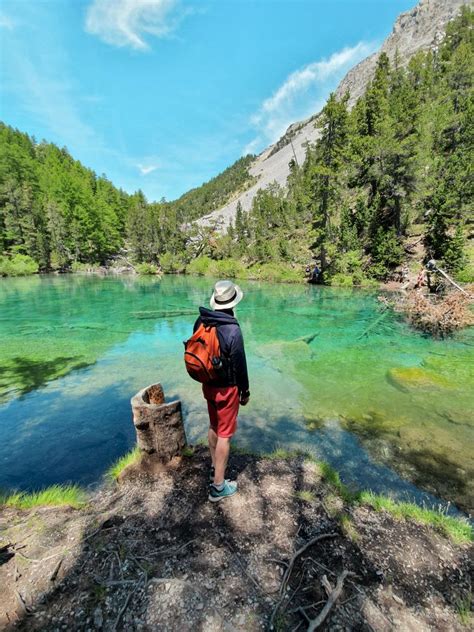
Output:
[0, 11, 15, 30]
[137, 163, 159, 175]
[10, 54, 101, 152]
[245, 41, 377, 154]
[85, 0, 182, 50]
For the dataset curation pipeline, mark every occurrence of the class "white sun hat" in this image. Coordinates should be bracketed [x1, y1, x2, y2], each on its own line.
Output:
[210, 280, 244, 311]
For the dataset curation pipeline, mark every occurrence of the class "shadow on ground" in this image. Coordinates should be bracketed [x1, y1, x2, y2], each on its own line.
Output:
[1, 449, 472, 631]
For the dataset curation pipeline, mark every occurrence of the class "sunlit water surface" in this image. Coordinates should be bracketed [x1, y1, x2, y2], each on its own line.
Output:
[0, 275, 472, 514]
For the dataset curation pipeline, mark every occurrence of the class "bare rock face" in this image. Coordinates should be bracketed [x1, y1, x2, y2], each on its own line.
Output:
[131, 383, 187, 462]
[197, 0, 469, 232]
[336, 0, 467, 106]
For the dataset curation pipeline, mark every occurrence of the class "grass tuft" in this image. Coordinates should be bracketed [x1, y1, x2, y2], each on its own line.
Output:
[230, 444, 259, 456]
[1, 484, 87, 509]
[305, 456, 358, 503]
[339, 514, 360, 542]
[106, 446, 141, 481]
[358, 491, 473, 545]
[181, 445, 195, 457]
[295, 490, 316, 503]
[455, 590, 472, 626]
[262, 445, 306, 460]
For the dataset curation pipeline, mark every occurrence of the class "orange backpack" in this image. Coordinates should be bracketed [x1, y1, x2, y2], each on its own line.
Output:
[184, 323, 222, 383]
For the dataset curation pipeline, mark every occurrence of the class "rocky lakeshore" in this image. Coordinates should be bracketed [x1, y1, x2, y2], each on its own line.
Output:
[0, 448, 472, 631]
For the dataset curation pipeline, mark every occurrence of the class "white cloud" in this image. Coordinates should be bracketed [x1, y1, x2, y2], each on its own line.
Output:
[245, 41, 377, 154]
[85, 0, 180, 50]
[137, 163, 159, 175]
[0, 11, 15, 30]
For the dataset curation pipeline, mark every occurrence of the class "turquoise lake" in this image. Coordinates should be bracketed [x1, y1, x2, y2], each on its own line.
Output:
[0, 274, 472, 514]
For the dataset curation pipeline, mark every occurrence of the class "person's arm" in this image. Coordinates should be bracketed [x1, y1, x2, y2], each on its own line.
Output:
[229, 327, 250, 403]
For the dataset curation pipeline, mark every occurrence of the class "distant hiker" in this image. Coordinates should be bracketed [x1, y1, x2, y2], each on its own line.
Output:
[184, 280, 250, 502]
[310, 264, 321, 283]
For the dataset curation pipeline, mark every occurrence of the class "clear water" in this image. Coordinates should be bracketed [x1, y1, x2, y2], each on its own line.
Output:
[0, 274, 472, 513]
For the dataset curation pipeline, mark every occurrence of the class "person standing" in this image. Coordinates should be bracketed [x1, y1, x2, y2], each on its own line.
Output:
[192, 280, 250, 502]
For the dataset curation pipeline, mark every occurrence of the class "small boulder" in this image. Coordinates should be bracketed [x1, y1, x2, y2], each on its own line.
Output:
[387, 367, 452, 392]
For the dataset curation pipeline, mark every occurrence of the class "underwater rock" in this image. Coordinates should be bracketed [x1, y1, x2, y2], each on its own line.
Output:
[386, 367, 452, 392]
[131, 383, 187, 462]
[341, 410, 402, 439]
[303, 415, 325, 432]
[257, 338, 315, 363]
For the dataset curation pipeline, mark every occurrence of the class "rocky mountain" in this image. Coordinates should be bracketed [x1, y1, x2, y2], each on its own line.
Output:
[197, 0, 469, 232]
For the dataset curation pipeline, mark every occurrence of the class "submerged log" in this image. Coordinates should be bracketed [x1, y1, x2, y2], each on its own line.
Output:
[131, 383, 187, 462]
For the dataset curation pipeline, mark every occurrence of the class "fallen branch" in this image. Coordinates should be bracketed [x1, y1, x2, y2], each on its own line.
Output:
[112, 571, 147, 631]
[294, 332, 319, 345]
[279, 533, 337, 598]
[307, 570, 349, 631]
[49, 558, 63, 582]
[357, 309, 390, 340]
[149, 538, 197, 558]
[14, 589, 30, 615]
[270, 533, 337, 629]
[266, 557, 289, 568]
[288, 601, 325, 615]
[16, 550, 64, 564]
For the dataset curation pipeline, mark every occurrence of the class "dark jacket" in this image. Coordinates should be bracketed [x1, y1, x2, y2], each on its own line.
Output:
[193, 307, 249, 395]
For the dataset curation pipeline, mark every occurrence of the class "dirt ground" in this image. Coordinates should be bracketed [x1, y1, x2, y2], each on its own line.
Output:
[0, 448, 472, 631]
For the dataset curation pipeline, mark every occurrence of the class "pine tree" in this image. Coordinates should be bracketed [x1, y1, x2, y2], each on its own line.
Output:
[308, 92, 349, 272]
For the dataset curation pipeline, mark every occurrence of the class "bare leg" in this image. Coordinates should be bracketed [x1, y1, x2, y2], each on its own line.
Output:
[208, 427, 217, 468]
[214, 437, 231, 485]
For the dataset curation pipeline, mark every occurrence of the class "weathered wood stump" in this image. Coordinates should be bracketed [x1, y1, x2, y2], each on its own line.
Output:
[131, 383, 187, 462]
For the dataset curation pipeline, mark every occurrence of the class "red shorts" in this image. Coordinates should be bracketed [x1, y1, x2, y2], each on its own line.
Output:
[202, 384, 239, 438]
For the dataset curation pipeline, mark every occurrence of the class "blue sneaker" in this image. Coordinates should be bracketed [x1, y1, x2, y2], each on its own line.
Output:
[208, 480, 238, 502]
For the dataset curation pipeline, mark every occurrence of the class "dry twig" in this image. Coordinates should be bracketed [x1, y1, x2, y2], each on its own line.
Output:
[112, 571, 147, 631]
[279, 533, 337, 598]
[49, 557, 63, 582]
[149, 538, 197, 558]
[270, 532, 337, 629]
[306, 569, 349, 631]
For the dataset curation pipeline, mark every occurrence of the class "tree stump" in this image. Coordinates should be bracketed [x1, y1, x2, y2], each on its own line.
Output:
[131, 383, 187, 462]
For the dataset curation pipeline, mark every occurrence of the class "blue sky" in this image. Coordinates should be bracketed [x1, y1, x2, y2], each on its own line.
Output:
[0, 0, 415, 202]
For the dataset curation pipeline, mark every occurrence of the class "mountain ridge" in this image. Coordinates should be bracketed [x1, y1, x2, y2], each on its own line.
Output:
[196, 0, 469, 232]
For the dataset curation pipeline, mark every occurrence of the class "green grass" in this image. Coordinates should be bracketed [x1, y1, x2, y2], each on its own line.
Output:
[358, 491, 473, 545]
[230, 443, 259, 456]
[305, 456, 357, 503]
[262, 445, 306, 460]
[106, 446, 141, 481]
[339, 514, 360, 542]
[0, 484, 87, 509]
[455, 591, 472, 626]
[181, 445, 195, 457]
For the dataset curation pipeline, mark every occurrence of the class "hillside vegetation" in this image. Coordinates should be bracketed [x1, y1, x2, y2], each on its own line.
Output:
[0, 126, 254, 274]
[0, 8, 472, 282]
[190, 7, 473, 284]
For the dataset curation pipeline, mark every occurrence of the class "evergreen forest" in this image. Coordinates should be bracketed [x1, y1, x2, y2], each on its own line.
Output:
[0, 7, 472, 283]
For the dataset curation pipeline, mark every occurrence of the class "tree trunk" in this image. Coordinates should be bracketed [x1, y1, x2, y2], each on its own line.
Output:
[131, 383, 187, 462]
